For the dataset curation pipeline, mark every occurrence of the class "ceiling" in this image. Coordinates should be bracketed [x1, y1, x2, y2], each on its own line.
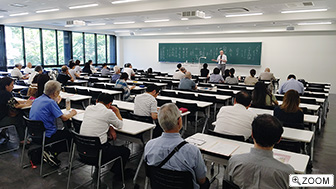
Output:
[0, 0, 335, 36]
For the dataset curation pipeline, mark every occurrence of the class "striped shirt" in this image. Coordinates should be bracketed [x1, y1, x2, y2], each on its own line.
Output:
[134, 93, 157, 117]
[115, 79, 132, 101]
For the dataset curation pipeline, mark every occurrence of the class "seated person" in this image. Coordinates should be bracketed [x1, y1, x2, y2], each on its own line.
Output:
[134, 85, 162, 137]
[225, 114, 294, 189]
[36, 74, 51, 98]
[69, 62, 80, 79]
[123, 63, 135, 79]
[244, 69, 258, 86]
[209, 68, 224, 83]
[82, 62, 92, 75]
[200, 63, 209, 77]
[279, 74, 304, 94]
[88, 60, 97, 73]
[74, 60, 82, 73]
[173, 67, 186, 80]
[11, 63, 29, 80]
[80, 93, 130, 179]
[0, 77, 33, 144]
[27, 66, 43, 85]
[215, 91, 257, 140]
[274, 90, 304, 129]
[225, 68, 238, 84]
[144, 103, 209, 189]
[146, 68, 155, 78]
[252, 81, 278, 107]
[223, 69, 230, 80]
[57, 66, 74, 86]
[29, 81, 77, 165]
[24, 62, 34, 74]
[259, 67, 276, 81]
[176, 63, 182, 72]
[115, 73, 136, 101]
[178, 72, 197, 90]
[101, 63, 112, 77]
[111, 66, 121, 82]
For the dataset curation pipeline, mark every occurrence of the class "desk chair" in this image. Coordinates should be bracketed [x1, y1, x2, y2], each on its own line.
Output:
[198, 94, 217, 117]
[207, 129, 245, 142]
[161, 91, 177, 97]
[305, 87, 327, 93]
[300, 98, 317, 105]
[89, 78, 100, 86]
[90, 90, 101, 104]
[217, 85, 230, 89]
[0, 125, 20, 155]
[72, 118, 82, 133]
[229, 86, 246, 91]
[21, 116, 69, 177]
[93, 83, 106, 89]
[303, 93, 326, 98]
[176, 101, 201, 133]
[129, 112, 162, 139]
[64, 87, 76, 94]
[307, 83, 328, 88]
[77, 88, 91, 96]
[157, 99, 172, 107]
[67, 131, 125, 189]
[198, 83, 212, 88]
[178, 92, 197, 100]
[250, 104, 276, 111]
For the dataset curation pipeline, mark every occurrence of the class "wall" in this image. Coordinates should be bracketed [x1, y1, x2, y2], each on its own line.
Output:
[117, 32, 336, 93]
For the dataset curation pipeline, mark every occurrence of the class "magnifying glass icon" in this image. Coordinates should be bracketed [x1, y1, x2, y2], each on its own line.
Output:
[292, 176, 301, 185]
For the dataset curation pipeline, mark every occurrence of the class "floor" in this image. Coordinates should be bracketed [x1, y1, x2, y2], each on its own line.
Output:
[0, 94, 335, 189]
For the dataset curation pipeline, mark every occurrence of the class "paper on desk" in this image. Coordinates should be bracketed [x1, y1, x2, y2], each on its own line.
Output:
[186, 137, 206, 146]
[206, 141, 239, 156]
[273, 153, 291, 164]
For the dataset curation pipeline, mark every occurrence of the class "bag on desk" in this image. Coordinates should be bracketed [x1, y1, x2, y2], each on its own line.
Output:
[179, 107, 188, 113]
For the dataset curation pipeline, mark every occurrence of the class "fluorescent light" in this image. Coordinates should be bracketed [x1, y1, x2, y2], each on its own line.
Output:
[36, 8, 60, 13]
[281, 9, 327, 14]
[204, 16, 212, 19]
[144, 19, 170, 23]
[181, 18, 189, 21]
[225, 13, 263, 17]
[69, 4, 98, 9]
[113, 21, 135, 24]
[87, 23, 106, 26]
[64, 25, 74, 28]
[114, 30, 131, 33]
[111, 0, 141, 4]
[297, 22, 332, 26]
[10, 12, 29, 17]
[0, 16, 4, 18]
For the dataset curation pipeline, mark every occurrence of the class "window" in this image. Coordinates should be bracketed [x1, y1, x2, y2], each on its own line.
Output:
[107, 35, 110, 63]
[42, 30, 56, 65]
[5, 26, 24, 66]
[57, 31, 64, 65]
[97, 34, 106, 63]
[85, 33, 95, 63]
[24, 28, 41, 66]
[72, 32, 84, 64]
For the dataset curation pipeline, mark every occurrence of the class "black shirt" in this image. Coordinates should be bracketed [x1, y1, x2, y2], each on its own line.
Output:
[273, 106, 304, 129]
[200, 68, 209, 77]
[0, 91, 15, 120]
[82, 67, 92, 75]
[57, 73, 71, 86]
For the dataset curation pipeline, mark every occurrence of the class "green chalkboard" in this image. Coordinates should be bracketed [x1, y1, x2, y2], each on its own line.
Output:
[159, 42, 262, 65]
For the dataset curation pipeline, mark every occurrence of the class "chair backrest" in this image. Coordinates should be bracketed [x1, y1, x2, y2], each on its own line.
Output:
[207, 129, 245, 142]
[217, 85, 230, 89]
[89, 78, 100, 84]
[175, 101, 198, 113]
[275, 95, 284, 101]
[230, 85, 246, 91]
[64, 87, 76, 94]
[146, 164, 193, 189]
[223, 179, 240, 189]
[129, 112, 153, 124]
[274, 139, 301, 153]
[157, 99, 172, 107]
[250, 104, 276, 110]
[161, 91, 177, 97]
[307, 83, 327, 88]
[94, 83, 106, 89]
[178, 92, 197, 100]
[282, 122, 305, 130]
[217, 90, 234, 96]
[71, 130, 102, 166]
[198, 83, 212, 88]
[198, 94, 217, 103]
[23, 116, 46, 138]
[72, 118, 83, 133]
[77, 88, 91, 96]
[300, 98, 316, 105]
[108, 87, 124, 93]
[90, 90, 101, 99]
[305, 87, 326, 93]
[302, 93, 326, 98]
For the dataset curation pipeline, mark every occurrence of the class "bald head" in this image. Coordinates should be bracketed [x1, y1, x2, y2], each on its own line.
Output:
[265, 68, 270, 72]
[27, 62, 32, 68]
[185, 72, 192, 79]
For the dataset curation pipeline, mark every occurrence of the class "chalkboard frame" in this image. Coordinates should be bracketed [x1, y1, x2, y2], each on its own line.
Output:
[158, 42, 262, 66]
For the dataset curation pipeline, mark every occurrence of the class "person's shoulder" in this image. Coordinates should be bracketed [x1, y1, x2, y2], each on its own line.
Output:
[229, 153, 250, 164]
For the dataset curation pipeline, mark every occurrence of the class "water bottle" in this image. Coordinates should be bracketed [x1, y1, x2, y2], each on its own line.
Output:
[66, 97, 71, 111]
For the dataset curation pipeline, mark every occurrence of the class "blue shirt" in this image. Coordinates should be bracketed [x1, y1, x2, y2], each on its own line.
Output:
[279, 78, 304, 94]
[111, 74, 120, 82]
[178, 78, 196, 90]
[115, 79, 131, 101]
[209, 74, 224, 83]
[144, 133, 207, 189]
[29, 94, 63, 138]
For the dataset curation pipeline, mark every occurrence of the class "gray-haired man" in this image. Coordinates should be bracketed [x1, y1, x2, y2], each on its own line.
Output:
[212, 50, 227, 75]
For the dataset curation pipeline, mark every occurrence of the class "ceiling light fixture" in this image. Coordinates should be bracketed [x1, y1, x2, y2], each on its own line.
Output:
[87, 23, 106, 26]
[144, 19, 170, 23]
[281, 9, 327, 14]
[204, 16, 212, 19]
[0, 16, 4, 18]
[181, 18, 189, 21]
[113, 21, 135, 24]
[36, 8, 59, 13]
[69, 4, 98, 9]
[297, 22, 332, 26]
[114, 30, 131, 33]
[9, 12, 29, 17]
[111, 0, 141, 4]
[225, 13, 263, 17]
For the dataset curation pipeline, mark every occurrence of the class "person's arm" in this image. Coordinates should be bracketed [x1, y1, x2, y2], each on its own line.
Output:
[108, 126, 117, 140]
[107, 105, 123, 129]
[67, 70, 75, 82]
[15, 99, 33, 109]
[110, 105, 123, 121]
[60, 109, 77, 121]
[194, 149, 207, 185]
[150, 101, 158, 120]
[130, 85, 136, 90]
[272, 94, 279, 106]
[222, 55, 227, 63]
[150, 112, 158, 120]
[74, 72, 80, 78]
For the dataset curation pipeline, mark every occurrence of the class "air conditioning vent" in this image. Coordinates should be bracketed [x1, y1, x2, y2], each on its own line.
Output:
[181, 10, 205, 19]
[286, 2, 314, 8]
[286, 26, 295, 31]
[218, 7, 249, 14]
[303, 2, 314, 6]
[66, 20, 86, 27]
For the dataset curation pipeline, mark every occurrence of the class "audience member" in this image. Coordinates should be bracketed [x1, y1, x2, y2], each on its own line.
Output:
[29, 81, 77, 166]
[144, 103, 209, 189]
[123, 63, 135, 79]
[259, 68, 276, 81]
[215, 91, 257, 140]
[82, 62, 92, 75]
[209, 68, 224, 83]
[252, 81, 278, 107]
[173, 67, 186, 80]
[80, 93, 131, 179]
[274, 90, 304, 129]
[225, 114, 294, 189]
[244, 69, 258, 86]
[223, 69, 230, 80]
[57, 66, 74, 86]
[176, 63, 182, 72]
[0, 77, 33, 143]
[225, 68, 238, 84]
[88, 60, 97, 73]
[178, 72, 197, 90]
[111, 66, 121, 82]
[101, 63, 112, 76]
[115, 73, 135, 101]
[11, 63, 29, 80]
[200, 63, 209, 77]
[36, 74, 50, 98]
[74, 60, 82, 73]
[69, 62, 80, 79]
[146, 68, 155, 78]
[27, 66, 43, 85]
[279, 74, 304, 94]
[24, 62, 34, 74]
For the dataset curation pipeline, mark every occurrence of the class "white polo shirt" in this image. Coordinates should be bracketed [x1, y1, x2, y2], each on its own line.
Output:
[215, 103, 257, 140]
[24, 67, 34, 74]
[123, 67, 135, 79]
[134, 93, 157, 117]
[217, 54, 227, 64]
[80, 103, 123, 144]
[173, 71, 185, 80]
[11, 67, 23, 79]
